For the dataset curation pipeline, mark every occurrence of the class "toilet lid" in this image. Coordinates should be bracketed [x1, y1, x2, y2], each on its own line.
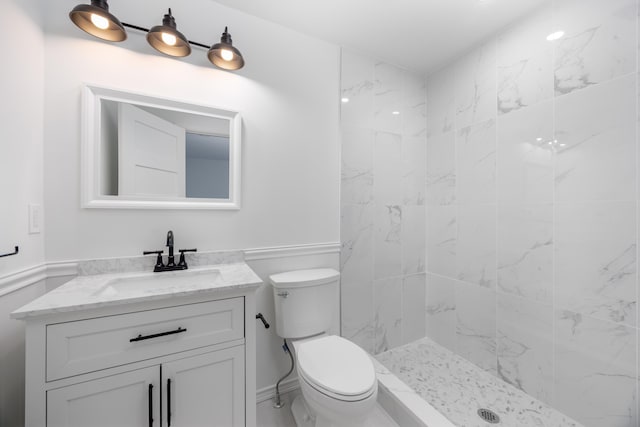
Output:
[296, 335, 376, 397]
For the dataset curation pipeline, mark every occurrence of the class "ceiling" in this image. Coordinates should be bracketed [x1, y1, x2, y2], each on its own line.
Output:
[213, 0, 547, 74]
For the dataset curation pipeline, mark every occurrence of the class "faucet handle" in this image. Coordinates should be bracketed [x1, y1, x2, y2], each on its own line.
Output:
[143, 250, 165, 270]
[177, 248, 197, 268]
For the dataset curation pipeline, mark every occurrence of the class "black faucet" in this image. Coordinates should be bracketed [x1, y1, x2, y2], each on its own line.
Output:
[143, 230, 197, 272]
[166, 230, 175, 267]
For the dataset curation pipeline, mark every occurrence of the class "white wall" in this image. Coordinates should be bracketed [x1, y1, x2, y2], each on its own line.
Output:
[340, 49, 427, 355]
[40, 0, 341, 391]
[0, 0, 45, 277]
[0, 2, 45, 426]
[0, 0, 342, 424]
[43, 0, 340, 261]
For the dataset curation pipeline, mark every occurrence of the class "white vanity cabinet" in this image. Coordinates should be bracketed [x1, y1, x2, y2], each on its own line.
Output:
[47, 346, 245, 427]
[47, 366, 161, 427]
[161, 346, 245, 427]
[18, 283, 259, 427]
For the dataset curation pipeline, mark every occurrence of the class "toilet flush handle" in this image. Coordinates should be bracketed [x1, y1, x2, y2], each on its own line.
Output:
[277, 291, 289, 298]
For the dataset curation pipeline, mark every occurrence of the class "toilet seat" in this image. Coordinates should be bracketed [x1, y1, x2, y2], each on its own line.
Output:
[294, 335, 376, 402]
[298, 369, 377, 402]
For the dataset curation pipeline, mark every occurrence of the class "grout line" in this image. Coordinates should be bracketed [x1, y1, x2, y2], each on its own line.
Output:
[635, 0, 639, 418]
[555, 68, 638, 101]
[399, 71, 406, 346]
[453, 59, 460, 358]
[494, 34, 500, 378]
[338, 47, 344, 339]
[370, 57, 377, 354]
[551, 0, 558, 407]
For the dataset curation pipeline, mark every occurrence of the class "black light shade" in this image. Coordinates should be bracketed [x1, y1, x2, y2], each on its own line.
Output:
[208, 27, 245, 70]
[69, 0, 127, 42]
[146, 9, 191, 57]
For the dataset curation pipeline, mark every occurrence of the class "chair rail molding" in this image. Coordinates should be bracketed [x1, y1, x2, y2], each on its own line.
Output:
[0, 242, 340, 297]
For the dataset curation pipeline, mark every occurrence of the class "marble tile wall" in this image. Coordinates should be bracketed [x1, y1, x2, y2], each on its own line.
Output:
[426, 1, 639, 426]
[340, 49, 427, 355]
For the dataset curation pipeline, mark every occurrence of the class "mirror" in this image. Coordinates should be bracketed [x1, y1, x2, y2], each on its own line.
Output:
[81, 84, 242, 209]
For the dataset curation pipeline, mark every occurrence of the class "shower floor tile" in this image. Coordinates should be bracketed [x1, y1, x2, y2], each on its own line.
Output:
[376, 337, 583, 427]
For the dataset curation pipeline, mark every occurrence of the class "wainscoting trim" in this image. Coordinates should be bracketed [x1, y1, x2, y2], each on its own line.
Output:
[0, 262, 78, 298]
[245, 242, 340, 261]
[0, 242, 340, 297]
[0, 264, 47, 298]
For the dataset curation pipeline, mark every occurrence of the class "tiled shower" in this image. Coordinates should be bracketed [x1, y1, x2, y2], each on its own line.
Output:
[340, 51, 427, 355]
[341, 0, 639, 425]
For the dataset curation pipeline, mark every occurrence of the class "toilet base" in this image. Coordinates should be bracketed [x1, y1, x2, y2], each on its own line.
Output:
[291, 395, 315, 427]
[291, 394, 373, 427]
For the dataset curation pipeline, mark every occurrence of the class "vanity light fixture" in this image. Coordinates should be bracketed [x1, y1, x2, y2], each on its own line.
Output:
[69, 0, 127, 42]
[146, 9, 191, 57]
[207, 27, 245, 71]
[68, 2, 245, 70]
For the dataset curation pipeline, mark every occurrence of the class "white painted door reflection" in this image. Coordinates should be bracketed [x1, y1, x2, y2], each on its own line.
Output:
[82, 84, 242, 209]
[118, 103, 186, 197]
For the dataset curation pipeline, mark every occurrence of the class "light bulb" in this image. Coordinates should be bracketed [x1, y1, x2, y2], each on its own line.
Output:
[220, 49, 234, 61]
[341, 97, 350, 103]
[90, 13, 109, 30]
[161, 32, 177, 46]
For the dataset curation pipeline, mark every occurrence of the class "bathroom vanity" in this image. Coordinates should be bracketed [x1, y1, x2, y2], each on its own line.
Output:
[12, 261, 262, 427]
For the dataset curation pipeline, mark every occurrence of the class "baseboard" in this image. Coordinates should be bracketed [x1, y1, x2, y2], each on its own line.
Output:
[256, 377, 300, 403]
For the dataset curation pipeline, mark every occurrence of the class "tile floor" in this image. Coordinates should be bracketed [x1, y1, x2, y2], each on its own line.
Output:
[376, 337, 584, 427]
[256, 389, 398, 427]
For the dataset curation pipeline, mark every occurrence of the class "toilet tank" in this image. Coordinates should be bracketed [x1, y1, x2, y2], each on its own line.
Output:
[270, 268, 340, 339]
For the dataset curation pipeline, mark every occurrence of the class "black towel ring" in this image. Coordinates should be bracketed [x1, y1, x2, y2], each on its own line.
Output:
[0, 246, 19, 258]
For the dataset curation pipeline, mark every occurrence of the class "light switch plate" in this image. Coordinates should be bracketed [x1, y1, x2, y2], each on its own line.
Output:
[29, 204, 42, 234]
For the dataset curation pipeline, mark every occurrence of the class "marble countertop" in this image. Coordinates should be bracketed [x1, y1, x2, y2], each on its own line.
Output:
[11, 262, 262, 320]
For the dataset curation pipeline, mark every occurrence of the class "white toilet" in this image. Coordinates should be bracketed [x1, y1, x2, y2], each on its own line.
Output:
[270, 268, 378, 427]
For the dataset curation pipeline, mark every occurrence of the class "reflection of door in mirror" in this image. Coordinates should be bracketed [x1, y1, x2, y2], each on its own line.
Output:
[87, 84, 241, 209]
[118, 103, 186, 197]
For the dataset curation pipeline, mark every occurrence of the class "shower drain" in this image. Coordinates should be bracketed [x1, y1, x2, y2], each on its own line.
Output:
[477, 408, 500, 424]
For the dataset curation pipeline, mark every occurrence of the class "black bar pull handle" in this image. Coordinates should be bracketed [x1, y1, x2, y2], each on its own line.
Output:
[167, 378, 172, 426]
[256, 313, 270, 329]
[130, 327, 187, 343]
[148, 383, 154, 427]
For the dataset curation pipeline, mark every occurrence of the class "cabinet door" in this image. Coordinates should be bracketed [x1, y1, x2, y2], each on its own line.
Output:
[47, 366, 160, 427]
[162, 346, 245, 427]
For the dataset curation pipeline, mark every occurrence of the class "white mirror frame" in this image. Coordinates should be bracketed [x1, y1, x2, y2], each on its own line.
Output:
[81, 84, 242, 210]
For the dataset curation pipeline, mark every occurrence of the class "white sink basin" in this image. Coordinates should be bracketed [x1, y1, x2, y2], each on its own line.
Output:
[93, 268, 222, 298]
